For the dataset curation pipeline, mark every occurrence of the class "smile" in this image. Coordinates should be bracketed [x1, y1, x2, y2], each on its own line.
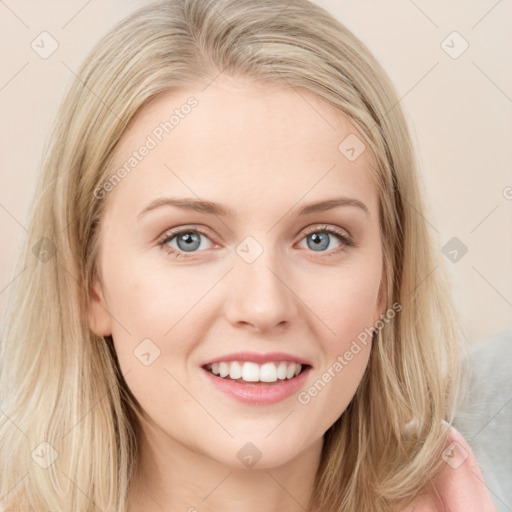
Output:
[204, 361, 304, 383]
[200, 353, 312, 404]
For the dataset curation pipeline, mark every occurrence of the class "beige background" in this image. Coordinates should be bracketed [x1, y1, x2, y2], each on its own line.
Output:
[1, 0, 511, 342]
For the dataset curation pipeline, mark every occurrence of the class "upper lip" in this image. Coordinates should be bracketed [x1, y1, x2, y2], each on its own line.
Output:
[202, 351, 312, 367]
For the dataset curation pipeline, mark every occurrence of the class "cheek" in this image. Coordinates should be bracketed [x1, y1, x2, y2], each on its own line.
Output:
[105, 255, 210, 337]
[105, 264, 205, 422]
[103, 255, 225, 391]
[296, 272, 377, 432]
[294, 254, 380, 427]
[306, 256, 382, 345]
[336, 272, 380, 336]
[313, 268, 377, 373]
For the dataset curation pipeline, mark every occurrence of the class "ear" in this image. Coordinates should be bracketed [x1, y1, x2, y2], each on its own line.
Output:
[87, 274, 113, 337]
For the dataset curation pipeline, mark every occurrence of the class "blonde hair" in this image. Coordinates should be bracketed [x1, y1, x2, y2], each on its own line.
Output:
[0, 0, 465, 510]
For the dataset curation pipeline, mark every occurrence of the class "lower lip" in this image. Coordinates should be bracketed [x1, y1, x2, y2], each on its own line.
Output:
[201, 366, 311, 405]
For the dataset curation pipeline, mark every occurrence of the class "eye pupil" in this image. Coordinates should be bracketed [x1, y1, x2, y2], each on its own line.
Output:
[177, 232, 201, 251]
[307, 232, 330, 251]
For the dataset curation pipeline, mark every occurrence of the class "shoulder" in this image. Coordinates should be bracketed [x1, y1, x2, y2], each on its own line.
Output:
[431, 425, 496, 511]
[403, 424, 497, 512]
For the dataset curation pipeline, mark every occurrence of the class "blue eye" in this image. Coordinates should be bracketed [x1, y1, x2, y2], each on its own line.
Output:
[299, 225, 354, 254]
[305, 232, 339, 251]
[158, 224, 354, 259]
[159, 228, 213, 257]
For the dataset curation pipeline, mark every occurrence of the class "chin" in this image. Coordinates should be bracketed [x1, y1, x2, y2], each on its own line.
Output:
[205, 434, 316, 471]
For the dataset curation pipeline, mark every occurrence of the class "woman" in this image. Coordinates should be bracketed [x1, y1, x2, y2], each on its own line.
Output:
[0, 0, 496, 510]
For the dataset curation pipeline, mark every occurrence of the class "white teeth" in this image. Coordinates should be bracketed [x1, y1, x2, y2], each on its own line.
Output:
[207, 361, 303, 383]
[219, 362, 229, 378]
[229, 361, 243, 380]
[260, 362, 277, 382]
[242, 362, 260, 382]
[276, 362, 287, 380]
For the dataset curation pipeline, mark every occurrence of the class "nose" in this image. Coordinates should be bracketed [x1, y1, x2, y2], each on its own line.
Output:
[223, 246, 298, 334]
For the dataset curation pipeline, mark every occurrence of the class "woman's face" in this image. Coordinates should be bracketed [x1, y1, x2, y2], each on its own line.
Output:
[88, 76, 386, 469]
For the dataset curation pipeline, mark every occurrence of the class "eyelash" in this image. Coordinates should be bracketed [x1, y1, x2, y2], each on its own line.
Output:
[158, 224, 355, 259]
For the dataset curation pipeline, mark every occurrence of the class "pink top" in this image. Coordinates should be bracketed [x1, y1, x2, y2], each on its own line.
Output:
[399, 425, 497, 511]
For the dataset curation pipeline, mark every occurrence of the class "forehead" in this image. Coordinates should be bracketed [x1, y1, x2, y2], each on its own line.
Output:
[106, 77, 379, 218]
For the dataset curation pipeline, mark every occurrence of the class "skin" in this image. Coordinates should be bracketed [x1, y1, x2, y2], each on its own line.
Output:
[88, 75, 387, 512]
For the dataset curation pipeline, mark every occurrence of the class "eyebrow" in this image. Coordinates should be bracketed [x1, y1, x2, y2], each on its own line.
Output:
[137, 196, 370, 219]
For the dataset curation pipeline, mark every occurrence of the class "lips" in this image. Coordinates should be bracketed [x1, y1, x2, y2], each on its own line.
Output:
[200, 351, 312, 404]
[201, 351, 312, 367]
[201, 364, 311, 405]
[201, 351, 311, 383]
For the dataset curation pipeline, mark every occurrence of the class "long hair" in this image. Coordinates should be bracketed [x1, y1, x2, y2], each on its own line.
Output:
[0, 1, 465, 510]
